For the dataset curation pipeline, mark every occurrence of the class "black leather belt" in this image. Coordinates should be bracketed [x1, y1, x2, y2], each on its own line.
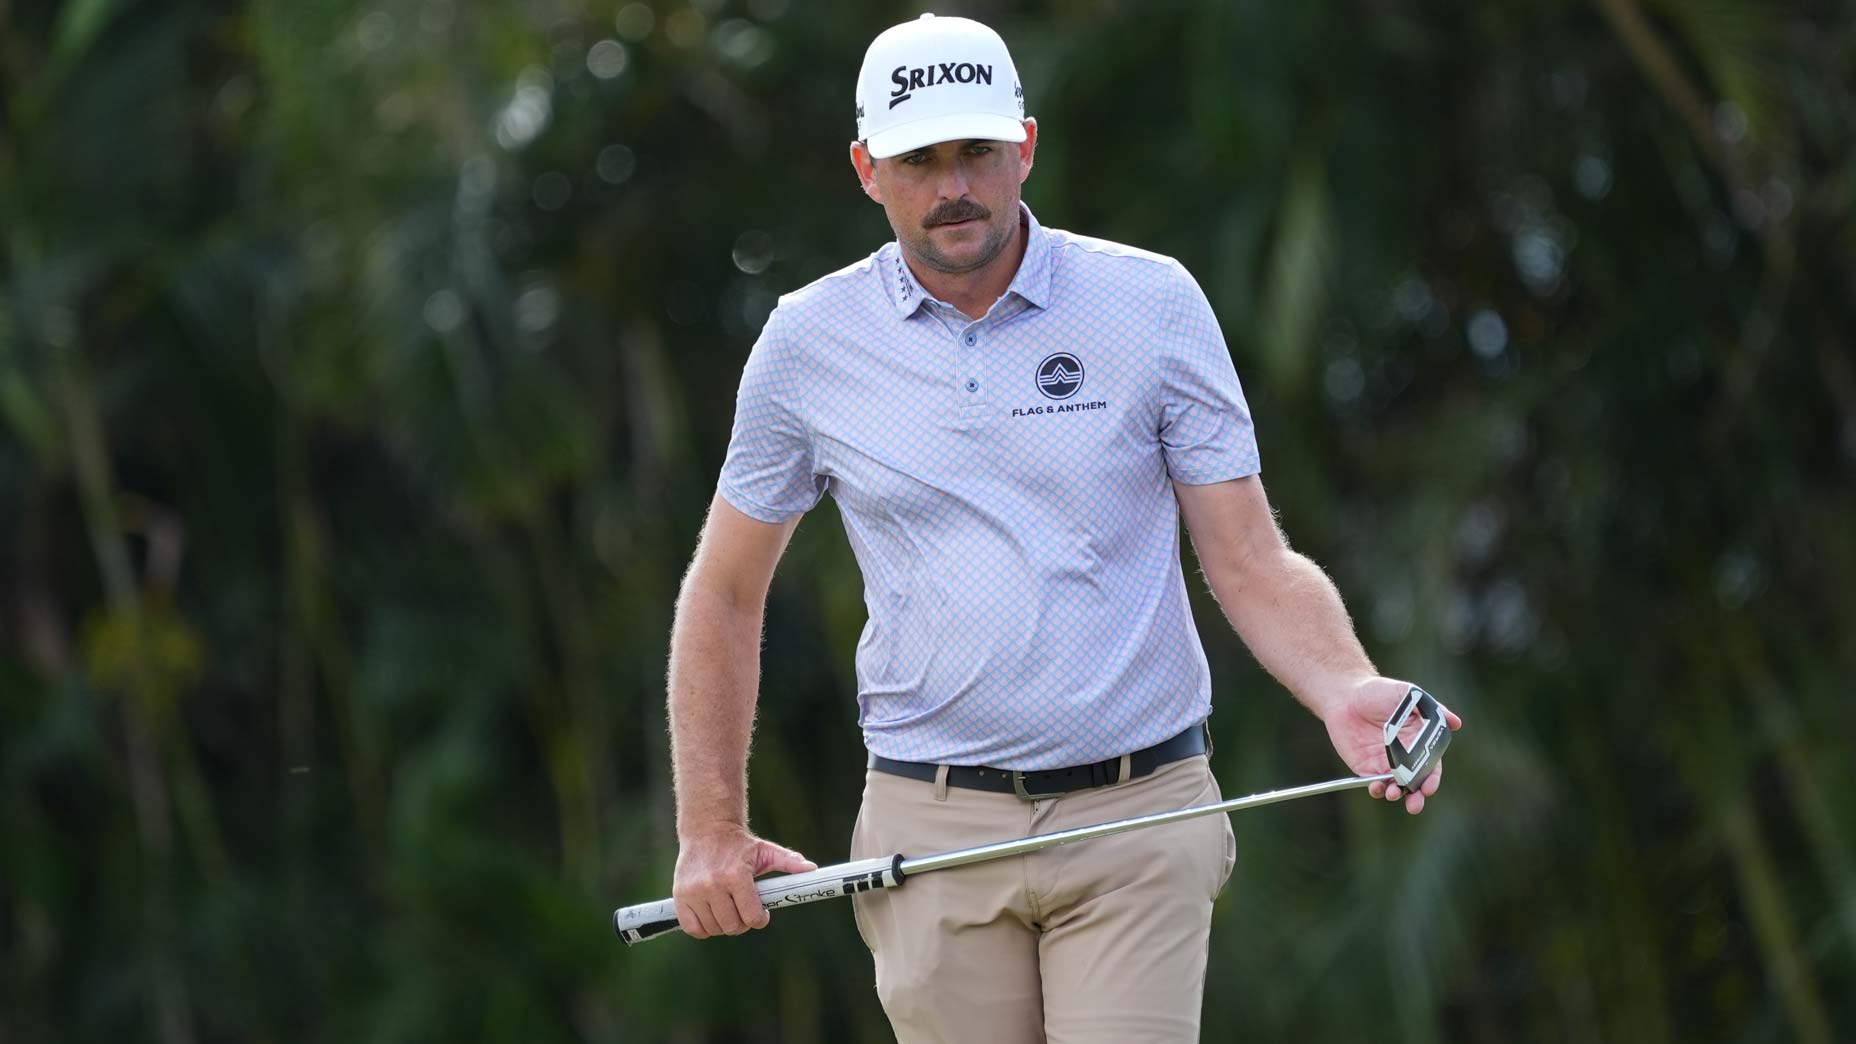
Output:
[869, 723, 1208, 800]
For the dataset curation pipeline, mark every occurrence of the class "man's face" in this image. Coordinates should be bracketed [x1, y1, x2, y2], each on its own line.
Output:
[851, 120, 1038, 275]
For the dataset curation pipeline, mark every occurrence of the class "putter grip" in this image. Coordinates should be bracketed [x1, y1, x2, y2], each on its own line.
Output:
[613, 900, 682, 945]
[614, 854, 905, 947]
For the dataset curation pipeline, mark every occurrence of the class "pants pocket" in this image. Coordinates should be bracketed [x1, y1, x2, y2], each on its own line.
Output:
[1192, 765, 1237, 901]
[1214, 814, 1238, 900]
[848, 789, 876, 952]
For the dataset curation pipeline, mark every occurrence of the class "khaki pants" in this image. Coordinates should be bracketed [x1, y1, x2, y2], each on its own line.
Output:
[849, 755, 1237, 1044]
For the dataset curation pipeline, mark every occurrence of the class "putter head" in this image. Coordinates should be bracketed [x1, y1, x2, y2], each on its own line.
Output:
[1383, 686, 1452, 788]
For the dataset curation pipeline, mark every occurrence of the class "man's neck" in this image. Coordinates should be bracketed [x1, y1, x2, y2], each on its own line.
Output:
[904, 217, 1028, 322]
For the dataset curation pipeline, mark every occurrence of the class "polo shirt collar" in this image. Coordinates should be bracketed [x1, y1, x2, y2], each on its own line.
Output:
[1005, 203, 1053, 310]
[886, 243, 932, 318]
[884, 202, 1052, 319]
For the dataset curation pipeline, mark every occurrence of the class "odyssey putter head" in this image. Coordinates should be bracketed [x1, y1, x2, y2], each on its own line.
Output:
[1383, 686, 1452, 788]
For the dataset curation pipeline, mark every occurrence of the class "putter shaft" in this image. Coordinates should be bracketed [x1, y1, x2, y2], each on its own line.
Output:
[616, 770, 1400, 944]
[901, 771, 1394, 876]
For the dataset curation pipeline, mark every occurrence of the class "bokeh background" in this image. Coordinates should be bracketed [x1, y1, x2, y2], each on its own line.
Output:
[3, 0, 1854, 1040]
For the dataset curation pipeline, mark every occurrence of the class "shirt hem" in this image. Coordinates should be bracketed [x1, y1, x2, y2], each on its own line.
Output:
[1167, 462, 1262, 486]
[718, 483, 811, 524]
[862, 709, 1214, 771]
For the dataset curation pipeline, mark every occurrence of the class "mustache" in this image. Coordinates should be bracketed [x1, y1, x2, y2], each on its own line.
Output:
[923, 199, 991, 228]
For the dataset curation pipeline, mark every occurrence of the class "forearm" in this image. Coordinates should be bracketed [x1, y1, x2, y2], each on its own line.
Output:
[1202, 546, 1375, 719]
[1175, 479, 1453, 811]
[666, 578, 766, 839]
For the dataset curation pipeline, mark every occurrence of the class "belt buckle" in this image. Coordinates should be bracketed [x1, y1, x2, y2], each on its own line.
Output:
[1011, 769, 1063, 801]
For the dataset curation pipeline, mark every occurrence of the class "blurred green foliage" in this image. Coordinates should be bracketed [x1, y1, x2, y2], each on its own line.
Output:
[3, 0, 1854, 1041]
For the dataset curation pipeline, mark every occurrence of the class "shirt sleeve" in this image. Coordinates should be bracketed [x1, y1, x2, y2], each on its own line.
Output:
[1157, 265, 1262, 484]
[717, 308, 825, 522]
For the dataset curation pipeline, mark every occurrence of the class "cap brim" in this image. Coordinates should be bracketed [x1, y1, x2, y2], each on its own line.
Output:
[865, 113, 1027, 159]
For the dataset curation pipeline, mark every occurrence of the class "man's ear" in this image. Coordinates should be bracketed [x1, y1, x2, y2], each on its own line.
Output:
[849, 141, 884, 203]
[1016, 118, 1038, 184]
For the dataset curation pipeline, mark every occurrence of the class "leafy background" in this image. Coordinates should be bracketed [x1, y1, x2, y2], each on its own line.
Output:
[2, 0, 1853, 1041]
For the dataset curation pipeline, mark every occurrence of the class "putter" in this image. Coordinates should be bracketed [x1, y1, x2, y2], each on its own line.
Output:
[615, 686, 1453, 946]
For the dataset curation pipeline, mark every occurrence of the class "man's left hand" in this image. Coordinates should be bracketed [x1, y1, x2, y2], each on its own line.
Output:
[1320, 676, 1463, 815]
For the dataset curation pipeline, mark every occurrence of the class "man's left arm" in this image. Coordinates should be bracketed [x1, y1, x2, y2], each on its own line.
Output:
[1173, 474, 1463, 814]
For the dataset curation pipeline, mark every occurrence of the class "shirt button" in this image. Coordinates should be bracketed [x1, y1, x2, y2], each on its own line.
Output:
[965, 378, 979, 393]
[964, 333, 977, 346]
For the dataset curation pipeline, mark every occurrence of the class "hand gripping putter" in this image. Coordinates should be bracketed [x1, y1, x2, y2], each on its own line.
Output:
[615, 686, 1453, 946]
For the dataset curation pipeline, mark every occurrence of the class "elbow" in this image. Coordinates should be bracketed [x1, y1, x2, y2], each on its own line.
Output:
[678, 561, 766, 618]
[1201, 536, 1290, 602]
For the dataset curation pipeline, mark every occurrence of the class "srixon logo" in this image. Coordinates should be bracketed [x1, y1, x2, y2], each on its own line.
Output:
[889, 61, 993, 108]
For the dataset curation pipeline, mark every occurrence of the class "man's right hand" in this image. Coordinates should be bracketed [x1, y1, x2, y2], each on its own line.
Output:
[672, 825, 817, 938]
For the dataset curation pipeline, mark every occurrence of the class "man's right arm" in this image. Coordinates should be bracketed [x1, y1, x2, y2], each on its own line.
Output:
[667, 492, 817, 938]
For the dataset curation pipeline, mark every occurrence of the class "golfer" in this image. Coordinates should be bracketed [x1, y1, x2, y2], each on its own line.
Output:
[666, 13, 1461, 1042]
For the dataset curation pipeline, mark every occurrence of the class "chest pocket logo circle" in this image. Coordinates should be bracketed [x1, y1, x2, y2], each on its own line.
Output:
[1035, 353, 1085, 400]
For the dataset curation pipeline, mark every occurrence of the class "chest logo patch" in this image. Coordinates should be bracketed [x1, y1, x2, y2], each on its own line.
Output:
[1035, 353, 1085, 400]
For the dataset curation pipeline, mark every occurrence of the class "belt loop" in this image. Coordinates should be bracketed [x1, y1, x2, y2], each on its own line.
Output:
[1117, 753, 1132, 784]
[933, 763, 950, 802]
[1202, 721, 1214, 760]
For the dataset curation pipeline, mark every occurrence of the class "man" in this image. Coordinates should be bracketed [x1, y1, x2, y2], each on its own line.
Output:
[666, 13, 1461, 1043]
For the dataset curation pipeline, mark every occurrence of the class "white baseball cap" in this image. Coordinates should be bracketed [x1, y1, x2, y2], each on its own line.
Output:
[854, 14, 1027, 159]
